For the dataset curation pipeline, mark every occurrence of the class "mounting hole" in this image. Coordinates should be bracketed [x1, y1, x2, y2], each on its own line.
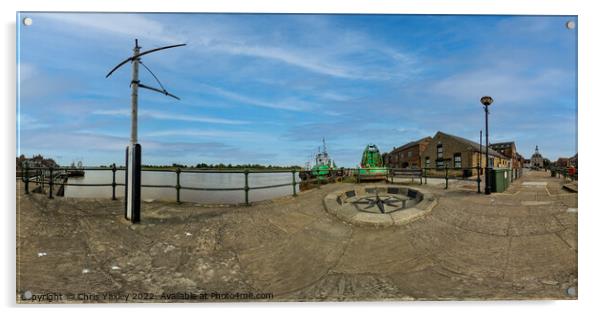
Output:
[23, 17, 33, 26]
[566, 20, 575, 30]
[22, 290, 32, 300]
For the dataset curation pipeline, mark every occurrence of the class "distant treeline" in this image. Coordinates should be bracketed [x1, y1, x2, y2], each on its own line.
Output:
[98, 163, 303, 170]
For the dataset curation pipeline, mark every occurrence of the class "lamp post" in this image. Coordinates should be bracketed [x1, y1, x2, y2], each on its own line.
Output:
[480, 96, 494, 195]
[477, 129, 482, 194]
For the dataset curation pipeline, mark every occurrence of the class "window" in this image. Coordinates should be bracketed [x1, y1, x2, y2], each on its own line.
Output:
[408, 151, 413, 158]
[436, 160, 445, 169]
[425, 157, 430, 167]
[437, 144, 443, 159]
[454, 153, 462, 168]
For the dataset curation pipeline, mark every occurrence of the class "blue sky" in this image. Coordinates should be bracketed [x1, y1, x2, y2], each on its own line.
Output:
[17, 13, 577, 167]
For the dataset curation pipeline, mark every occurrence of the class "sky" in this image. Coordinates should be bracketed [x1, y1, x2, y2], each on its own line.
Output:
[17, 13, 577, 167]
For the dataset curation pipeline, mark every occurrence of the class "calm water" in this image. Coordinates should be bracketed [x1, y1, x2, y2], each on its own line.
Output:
[66, 170, 301, 204]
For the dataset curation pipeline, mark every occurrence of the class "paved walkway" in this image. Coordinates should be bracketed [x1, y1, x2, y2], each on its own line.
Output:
[16, 170, 577, 302]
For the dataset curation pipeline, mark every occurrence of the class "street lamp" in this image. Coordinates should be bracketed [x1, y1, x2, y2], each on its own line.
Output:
[480, 96, 493, 195]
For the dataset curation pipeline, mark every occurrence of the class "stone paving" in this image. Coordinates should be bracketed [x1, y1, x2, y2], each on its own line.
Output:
[16, 170, 577, 302]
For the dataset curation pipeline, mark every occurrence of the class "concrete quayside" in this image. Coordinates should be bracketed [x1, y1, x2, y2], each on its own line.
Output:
[16, 170, 577, 302]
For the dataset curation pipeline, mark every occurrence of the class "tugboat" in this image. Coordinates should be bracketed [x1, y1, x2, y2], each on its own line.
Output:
[357, 144, 388, 180]
[299, 138, 339, 181]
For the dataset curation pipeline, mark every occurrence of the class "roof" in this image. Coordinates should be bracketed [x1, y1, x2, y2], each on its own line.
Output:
[490, 141, 515, 149]
[390, 136, 432, 153]
[436, 131, 507, 158]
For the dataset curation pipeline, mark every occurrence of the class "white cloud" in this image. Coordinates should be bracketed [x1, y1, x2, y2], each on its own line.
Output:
[431, 67, 570, 104]
[39, 13, 179, 44]
[92, 109, 248, 125]
[144, 129, 269, 140]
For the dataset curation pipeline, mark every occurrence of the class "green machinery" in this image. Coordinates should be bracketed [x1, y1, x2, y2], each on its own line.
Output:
[357, 144, 389, 179]
[299, 138, 339, 181]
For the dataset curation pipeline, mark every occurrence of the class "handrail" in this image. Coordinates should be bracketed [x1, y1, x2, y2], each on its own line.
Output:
[18, 164, 527, 201]
[18, 164, 304, 204]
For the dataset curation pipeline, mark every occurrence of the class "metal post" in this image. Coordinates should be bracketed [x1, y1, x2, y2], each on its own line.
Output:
[244, 169, 250, 206]
[477, 130, 482, 193]
[111, 164, 117, 200]
[24, 164, 29, 194]
[424, 166, 428, 184]
[126, 40, 142, 223]
[445, 165, 449, 189]
[48, 167, 54, 199]
[176, 168, 181, 204]
[482, 112, 489, 194]
[356, 168, 360, 184]
[292, 170, 297, 197]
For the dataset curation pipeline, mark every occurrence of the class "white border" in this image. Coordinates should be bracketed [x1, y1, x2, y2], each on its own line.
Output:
[2, 1, 600, 315]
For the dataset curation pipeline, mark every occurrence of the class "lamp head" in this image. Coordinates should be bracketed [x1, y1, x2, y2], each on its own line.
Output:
[480, 96, 494, 106]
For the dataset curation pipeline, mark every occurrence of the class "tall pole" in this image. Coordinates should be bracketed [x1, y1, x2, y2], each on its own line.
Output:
[126, 39, 142, 223]
[480, 96, 493, 195]
[478, 130, 482, 194]
[484, 104, 491, 194]
[131, 40, 139, 145]
[106, 39, 185, 224]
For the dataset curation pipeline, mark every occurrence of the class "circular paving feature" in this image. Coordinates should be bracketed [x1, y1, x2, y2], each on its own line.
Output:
[324, 185, 437, 226]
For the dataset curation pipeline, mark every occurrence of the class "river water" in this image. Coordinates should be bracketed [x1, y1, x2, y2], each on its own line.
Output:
[65, 170, 301, 204]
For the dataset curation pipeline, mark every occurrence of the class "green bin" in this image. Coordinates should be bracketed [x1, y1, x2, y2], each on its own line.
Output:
[488, 169, 510, 192]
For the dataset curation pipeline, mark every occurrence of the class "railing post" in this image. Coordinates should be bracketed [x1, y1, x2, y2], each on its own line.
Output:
[292, 170, 297, 197]
[244, 169, 250, 206]
[445, 165, 449, 190]
[111, 164, 117, 200]
[48, 167, 54, 199]
[24, 163, 29, 194]
[176, 168, 181, 204]
[477, 167, 481, 193]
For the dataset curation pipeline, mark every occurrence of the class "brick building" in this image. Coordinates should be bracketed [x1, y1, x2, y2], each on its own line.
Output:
[383, 137, 432, 169]
[490, 141, 522, 169]
[421, 131, 510, 176]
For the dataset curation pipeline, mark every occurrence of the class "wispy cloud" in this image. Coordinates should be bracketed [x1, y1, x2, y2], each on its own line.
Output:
[92, 109, 249, 125]
[39, 13, 179, 44]
[199, 84, 309, 111]
[144, 128, 273, 140]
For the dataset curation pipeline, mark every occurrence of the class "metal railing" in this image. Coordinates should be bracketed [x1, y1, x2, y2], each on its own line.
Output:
[388, 166, 522, 191]
[18, 164, 525, 202]
[19, 165, 301, 205]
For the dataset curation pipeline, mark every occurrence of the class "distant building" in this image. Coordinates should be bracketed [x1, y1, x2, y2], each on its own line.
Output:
[383, 136, 432, 169]
[531, 146, 544, 169]
[16, 154, 59, 170]
[490, 141, 523, 169]
[556, 157, 570, 168]
[523, 159, 532, 169]
[569, 154, 578, 168]
[421, 131, 510, 176]
[516, 153, 525, 168]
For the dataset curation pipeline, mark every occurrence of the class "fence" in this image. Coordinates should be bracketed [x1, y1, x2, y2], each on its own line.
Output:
[18, 165, 524, 203]
[388, 166, 522, 190]
[19, 165, 302, 205]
